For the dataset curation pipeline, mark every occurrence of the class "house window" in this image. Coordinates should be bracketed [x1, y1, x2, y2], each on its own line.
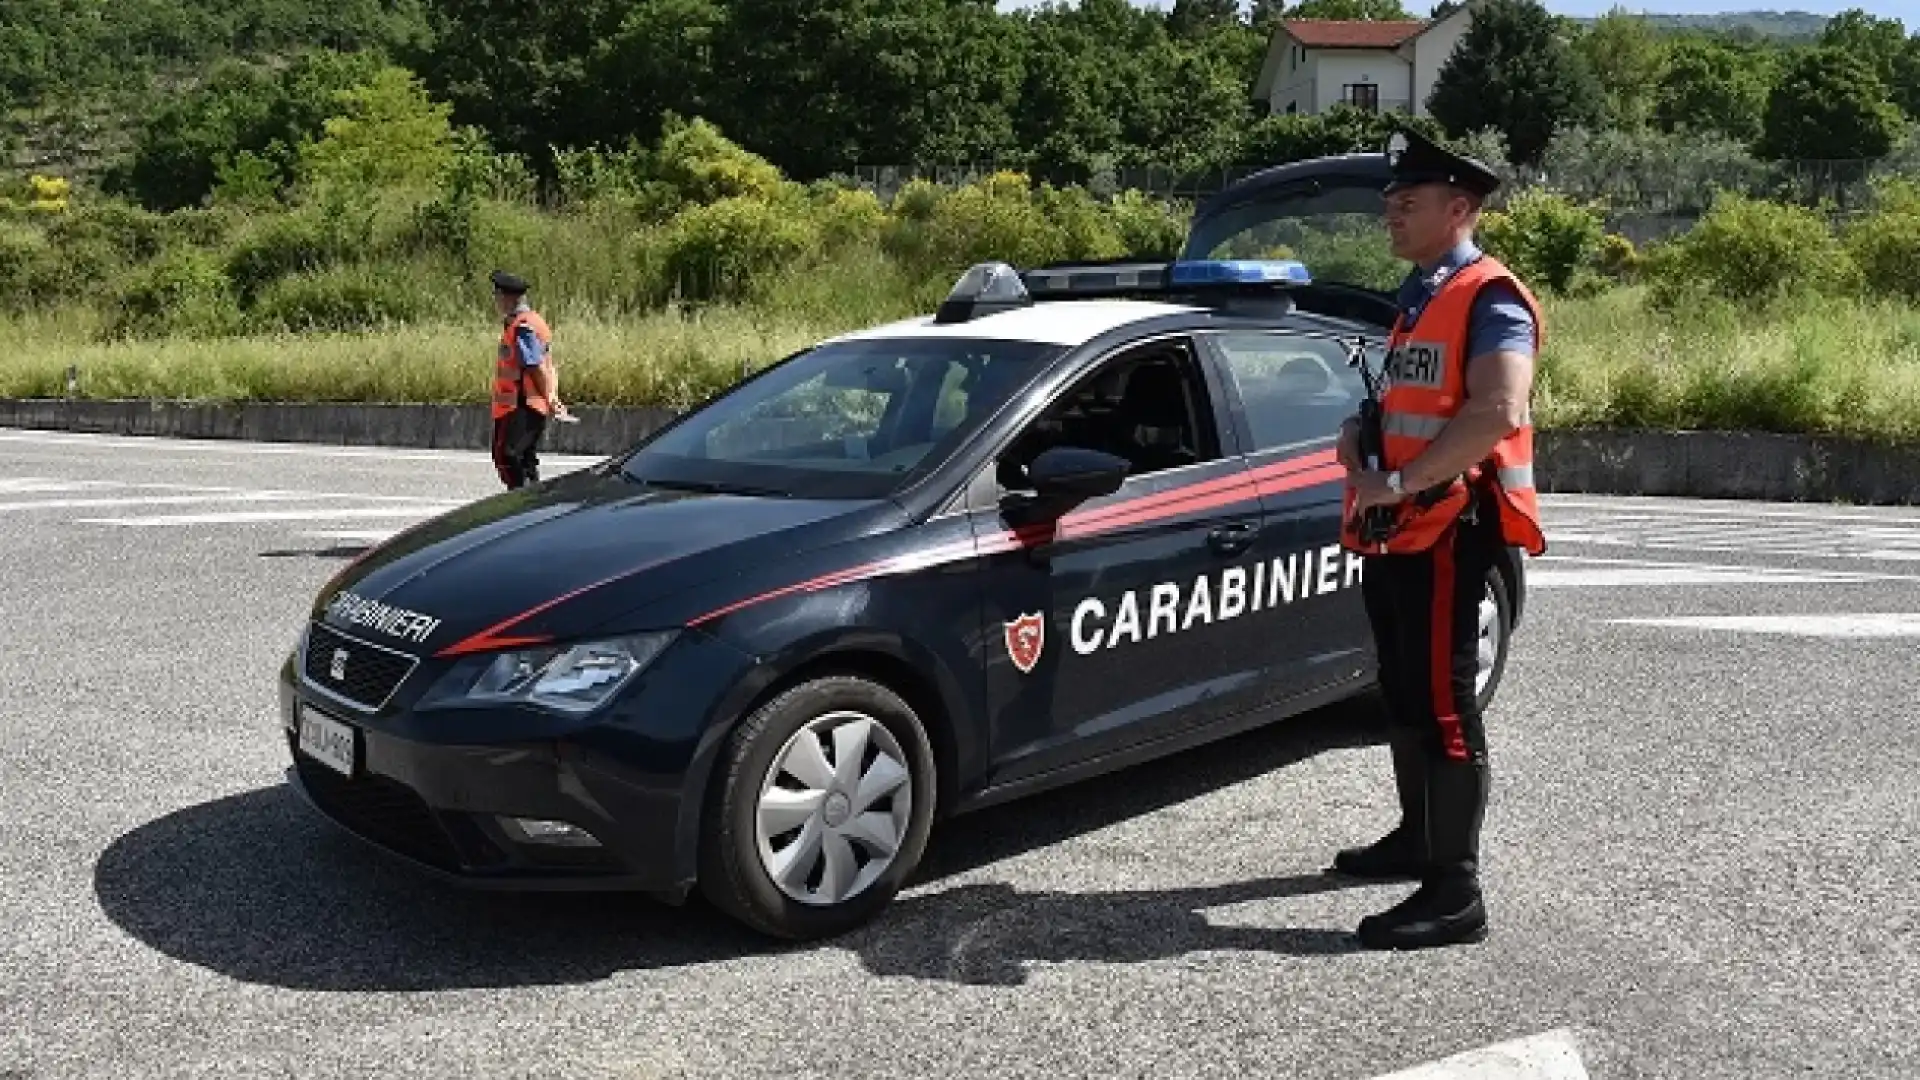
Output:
[1342, 83, 1380, 111]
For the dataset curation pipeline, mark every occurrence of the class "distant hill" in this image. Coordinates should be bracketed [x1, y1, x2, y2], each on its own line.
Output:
[1569, 9, 1831, 40]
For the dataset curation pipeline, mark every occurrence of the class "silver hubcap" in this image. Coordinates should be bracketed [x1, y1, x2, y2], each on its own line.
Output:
[755, 711, 912, 907]
[1475, 582, 1500, 697]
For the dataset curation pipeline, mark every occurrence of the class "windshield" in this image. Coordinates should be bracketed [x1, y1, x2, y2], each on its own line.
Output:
[1183, 176, 1405, 294]
[619, 335, 1064, 500]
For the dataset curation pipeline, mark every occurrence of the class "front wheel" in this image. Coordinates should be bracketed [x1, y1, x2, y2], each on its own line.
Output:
[698, 675, 937, 940]
[1473, 565, 1512, 715]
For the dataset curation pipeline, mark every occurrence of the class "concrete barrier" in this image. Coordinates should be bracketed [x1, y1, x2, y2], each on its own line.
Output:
[7, 397, 1920, 505]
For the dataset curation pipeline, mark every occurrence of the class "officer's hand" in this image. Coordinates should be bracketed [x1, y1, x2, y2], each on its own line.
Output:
[1336, 417, 1362, 473]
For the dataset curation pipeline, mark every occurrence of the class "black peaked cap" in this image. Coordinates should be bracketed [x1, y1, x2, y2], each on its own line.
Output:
[1383, 126, 1501, 198]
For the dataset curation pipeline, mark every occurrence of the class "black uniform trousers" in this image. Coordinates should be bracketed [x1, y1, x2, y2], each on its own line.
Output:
[491, 403, 547, 489]
[1359, 483, 1500, 883]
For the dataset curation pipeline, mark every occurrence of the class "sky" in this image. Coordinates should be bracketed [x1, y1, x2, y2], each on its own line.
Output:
[995, 0, 1918, 20]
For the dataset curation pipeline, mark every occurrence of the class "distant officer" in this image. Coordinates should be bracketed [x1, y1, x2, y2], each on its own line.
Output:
[1333, 127, 1548, 950]
[487, 270, 568, 489]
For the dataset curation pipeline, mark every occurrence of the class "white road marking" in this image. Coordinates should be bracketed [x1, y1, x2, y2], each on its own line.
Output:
[1543, 495, 1920, 528]
[77, 507, 456, 526]
[1532, 555, 1920, 586]
[1544, 502, 1920, 564]
[1610, 613, 1920, 638]
[1529, 565, 1886, 587]
[1367, 1026, 1590, 1079]
[0, 492, 455, 512]
[0, 428, 604, 467]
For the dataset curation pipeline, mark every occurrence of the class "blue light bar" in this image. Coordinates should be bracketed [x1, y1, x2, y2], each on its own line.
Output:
[1168, 259, 1312, 286]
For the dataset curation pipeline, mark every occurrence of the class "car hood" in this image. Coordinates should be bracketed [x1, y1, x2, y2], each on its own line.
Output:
[311, 466, 889, 656]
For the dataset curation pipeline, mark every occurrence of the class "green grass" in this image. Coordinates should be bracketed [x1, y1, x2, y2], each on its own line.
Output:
[9, 282, 1920, 443]
[1535, 287, 1920, 443]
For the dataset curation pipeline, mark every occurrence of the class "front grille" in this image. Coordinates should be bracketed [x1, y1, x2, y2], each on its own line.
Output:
[294, 754, 468, 871]
[303, 622, 416, 710]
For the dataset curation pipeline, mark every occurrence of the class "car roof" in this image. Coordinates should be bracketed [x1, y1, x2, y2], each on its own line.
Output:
[824, 298, 1206, 349]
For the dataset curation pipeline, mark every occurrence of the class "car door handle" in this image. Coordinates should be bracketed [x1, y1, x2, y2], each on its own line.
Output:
[1208, 521, 1259, 554]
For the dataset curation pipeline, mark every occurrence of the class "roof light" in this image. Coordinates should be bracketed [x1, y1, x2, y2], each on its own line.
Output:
[934, 261, 1032, 324]
[1168, 259, 1312, 286]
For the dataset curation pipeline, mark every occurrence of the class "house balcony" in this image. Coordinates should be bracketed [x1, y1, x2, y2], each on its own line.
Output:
[1329, 95, 1413, 115]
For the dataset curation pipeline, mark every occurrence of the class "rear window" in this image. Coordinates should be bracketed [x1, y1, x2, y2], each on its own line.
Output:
[619, 335, 1063, 500]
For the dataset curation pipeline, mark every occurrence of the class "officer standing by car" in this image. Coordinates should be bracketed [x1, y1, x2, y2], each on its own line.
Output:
[488, 269, 570, 490]
[1332, 127, 1549, 950]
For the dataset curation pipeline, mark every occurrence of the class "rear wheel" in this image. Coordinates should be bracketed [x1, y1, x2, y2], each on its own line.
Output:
[1473, 566, 1512, 715]
[698, 675, 937, 940]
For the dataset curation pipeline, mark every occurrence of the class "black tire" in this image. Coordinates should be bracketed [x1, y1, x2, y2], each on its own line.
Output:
[697, 674, 938, 941]
[1473, 564, 1513, 716]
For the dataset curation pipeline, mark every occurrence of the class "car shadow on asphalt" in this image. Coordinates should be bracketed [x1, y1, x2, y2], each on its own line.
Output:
[91, 696, 1389, 992]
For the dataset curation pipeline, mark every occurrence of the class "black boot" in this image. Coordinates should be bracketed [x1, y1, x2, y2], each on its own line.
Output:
[1331, 733, 1428, 880]
[1356, 756, 1491, 950]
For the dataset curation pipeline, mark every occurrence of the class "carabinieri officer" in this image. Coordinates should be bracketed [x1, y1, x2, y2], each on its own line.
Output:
[1332, 127, 1549, 950]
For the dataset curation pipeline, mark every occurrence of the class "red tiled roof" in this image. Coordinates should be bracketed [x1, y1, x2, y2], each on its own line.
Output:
[1281, 19, 1428, 49]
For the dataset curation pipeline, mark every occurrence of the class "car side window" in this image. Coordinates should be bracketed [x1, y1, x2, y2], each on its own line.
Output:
[993, 339, 1221, 494]
[1210, 330, 1369, 454]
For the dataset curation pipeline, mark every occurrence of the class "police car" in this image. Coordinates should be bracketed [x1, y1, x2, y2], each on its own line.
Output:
[278, 151, 1527, 941]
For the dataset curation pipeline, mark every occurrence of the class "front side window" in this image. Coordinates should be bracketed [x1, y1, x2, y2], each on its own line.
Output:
[995, 339, 1222, 493]
[1210, 330, 1369, 455]
[621, 336, 1062, 500]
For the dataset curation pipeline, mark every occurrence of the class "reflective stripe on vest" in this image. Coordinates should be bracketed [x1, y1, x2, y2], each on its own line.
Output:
[1339, 254, 1548, 558]
[491, 309, 552, 419]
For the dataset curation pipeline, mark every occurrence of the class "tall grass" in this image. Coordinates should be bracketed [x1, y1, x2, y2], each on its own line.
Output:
[1537, 287, 1920, 443]
[11, 281, 1920, 442]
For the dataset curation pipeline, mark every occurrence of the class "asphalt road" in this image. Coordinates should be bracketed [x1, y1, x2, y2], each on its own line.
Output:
[1, 427, 1915, 1079]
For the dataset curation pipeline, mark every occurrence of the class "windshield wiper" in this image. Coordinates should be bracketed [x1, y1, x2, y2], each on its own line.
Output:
[635, 476, 791, 498]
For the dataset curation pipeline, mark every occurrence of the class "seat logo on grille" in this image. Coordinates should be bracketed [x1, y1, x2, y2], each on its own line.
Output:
[329, 648, 349, 681]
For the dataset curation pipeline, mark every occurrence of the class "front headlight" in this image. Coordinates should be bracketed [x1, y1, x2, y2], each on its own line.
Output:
[421, 632, 677, 715]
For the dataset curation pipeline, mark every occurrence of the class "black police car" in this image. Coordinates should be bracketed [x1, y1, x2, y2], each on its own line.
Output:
[279, 152, 1528, 941]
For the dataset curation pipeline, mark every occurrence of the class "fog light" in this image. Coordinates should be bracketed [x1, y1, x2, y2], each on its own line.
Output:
[499, 817, 600, 847]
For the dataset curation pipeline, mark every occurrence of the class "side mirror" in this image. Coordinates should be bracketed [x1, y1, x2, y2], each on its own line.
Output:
[1023, 446, 1131, 504]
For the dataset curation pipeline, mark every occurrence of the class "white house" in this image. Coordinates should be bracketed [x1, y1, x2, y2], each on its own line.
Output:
[1251, 0, 1480, 118]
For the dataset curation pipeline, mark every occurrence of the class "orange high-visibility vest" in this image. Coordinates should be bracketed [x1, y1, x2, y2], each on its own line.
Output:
[1340, 254, 1547, 557]
[491, 308, 552, 419]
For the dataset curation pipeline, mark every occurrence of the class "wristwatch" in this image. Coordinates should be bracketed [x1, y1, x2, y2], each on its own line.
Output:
[1386, 470, 1405, 496]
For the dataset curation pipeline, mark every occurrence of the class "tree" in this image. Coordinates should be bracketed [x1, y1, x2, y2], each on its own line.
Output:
[1169, 0, 1239, 39]
[293, 66, 456, 195]
[1894, 37, 1920, 118]
[1818, 8, 1906, 87]
[1248, 0, 1288, 30]
[1285, 0, 1410, 20]
[1652, 39, 1769, 143]
[1756, 46, 1903, 162]
[1571, 7, 1668, 129]
[1247, 0, 1288, 30]
[1425, 0, 1604, 167]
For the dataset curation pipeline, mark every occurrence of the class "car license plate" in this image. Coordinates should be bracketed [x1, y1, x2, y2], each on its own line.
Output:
[298, 706, 357, 777]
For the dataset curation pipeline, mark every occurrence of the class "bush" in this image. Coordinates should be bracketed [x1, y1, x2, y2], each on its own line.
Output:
[1032, 184, 1126, 262]
[246, 264, 436, 332]
[1108, 190, 1189, 259]
[0, 224, 49, 306]
[106, 248, 242, 340]
[657, 196, 820, 304]
[650, 116, 787, 208]
[902, 171, 1074, 277]
[1477, 189, 1605, 295]
[1643, 191, 1855, 310]
[1596, 233, 1641, 282]
[224, 211, 347, 304]
[1844, 210, 1920, 303]
[811, 186, 888, 253]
